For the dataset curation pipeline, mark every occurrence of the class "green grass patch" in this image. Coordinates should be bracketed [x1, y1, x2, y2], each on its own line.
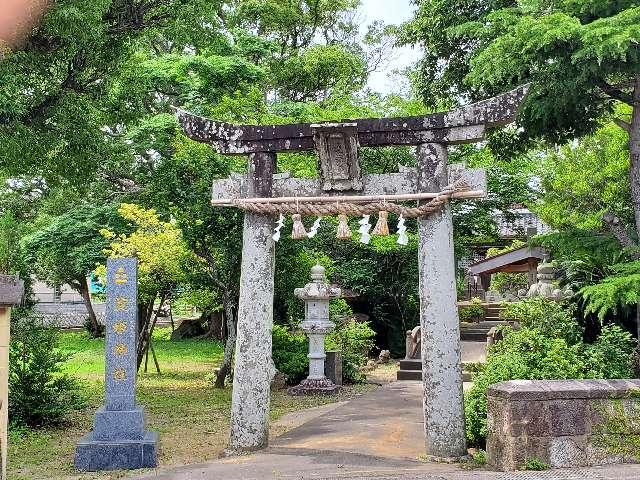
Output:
[9, 327, 373, 480]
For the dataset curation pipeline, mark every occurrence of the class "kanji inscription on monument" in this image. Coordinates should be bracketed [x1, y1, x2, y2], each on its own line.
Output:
[75, 258, 158, 472]
[106, 261, 137, 410]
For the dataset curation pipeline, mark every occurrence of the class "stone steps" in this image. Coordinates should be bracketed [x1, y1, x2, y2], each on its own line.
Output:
[460, 320, 510, 341]
[397, 359, 477, 382]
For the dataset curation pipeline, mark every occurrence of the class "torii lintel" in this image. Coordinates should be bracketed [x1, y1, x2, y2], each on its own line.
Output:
[175, 84, 530, 155]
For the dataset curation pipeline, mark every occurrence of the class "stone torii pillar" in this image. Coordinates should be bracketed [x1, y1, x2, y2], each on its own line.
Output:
[417, 143, 466, 458]
[229, 152, 277, 451]
[0, 274, 24, 480]
[176, 85, 529, 456]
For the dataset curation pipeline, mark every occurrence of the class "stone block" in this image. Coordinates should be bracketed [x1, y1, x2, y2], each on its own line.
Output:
[486, 433, 507, 470]
[488, 435, 550, 471]
[486, 397, 507, 436]
[516, 436, 551, 469]
[92, 406, 145, 441]
[549, 436, 587, 468]
[325, 351, 342, 386]
[549, 400, 587, 436]
[506, 400, 549, 437]
[488, 380, 550, 401]
[75, 431, 159, 471]
[585, 438, 627, 466]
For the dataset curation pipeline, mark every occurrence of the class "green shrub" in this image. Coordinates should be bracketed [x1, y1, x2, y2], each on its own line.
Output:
[491, 272, 529, 294]
[82, 317, 105, 337]
[465, 326, 585, 445]
[9, 311, 84, 427]
[459, 297, 484, 323]
[466, 299, 636, 446]
[326, 319, 375, 384]
[271, 325, 308, 385]
[500, 297, 583, 345]
[520, 457, 549, 471]
[471, 449, 487, 465]
[584, 324, 634, 379]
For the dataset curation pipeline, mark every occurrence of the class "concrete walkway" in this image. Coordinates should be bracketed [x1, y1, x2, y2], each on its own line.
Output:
[273, 382, 424, 460]
[134, 381, 640, 480]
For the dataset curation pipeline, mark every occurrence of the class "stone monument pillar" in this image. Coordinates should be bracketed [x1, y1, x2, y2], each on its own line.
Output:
[75, 258, 158, 471]
[289, 265, 341, 395]
[416, 143, 467, 459]
[229, 152, 277, 452]
[0, 274, 23, 480]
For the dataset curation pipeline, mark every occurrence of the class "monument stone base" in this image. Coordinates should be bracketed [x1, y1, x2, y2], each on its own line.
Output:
[75, 406, 158, 471]
[288, 377, 340, 396]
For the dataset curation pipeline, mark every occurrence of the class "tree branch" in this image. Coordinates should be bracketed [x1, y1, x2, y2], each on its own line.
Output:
[613, 117, 632, 133]
[101, 171, 143, 193]
[603, 211, 638, 250]
[598, 81, 633, 104]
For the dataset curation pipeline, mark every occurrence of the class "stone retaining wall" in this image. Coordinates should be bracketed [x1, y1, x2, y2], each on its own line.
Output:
[487, 379, 640, 471]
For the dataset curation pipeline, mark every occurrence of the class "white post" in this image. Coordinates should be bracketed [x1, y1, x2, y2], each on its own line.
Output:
[416, 143, 467, 459]
[0, 306, 9, 480]
[229, 152, 277, 452]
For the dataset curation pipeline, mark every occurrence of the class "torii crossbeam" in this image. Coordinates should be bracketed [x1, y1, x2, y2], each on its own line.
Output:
[176, 85, 529, 458]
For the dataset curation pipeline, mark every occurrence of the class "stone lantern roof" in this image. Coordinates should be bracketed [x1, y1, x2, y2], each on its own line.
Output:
[294, 265, 341, 301]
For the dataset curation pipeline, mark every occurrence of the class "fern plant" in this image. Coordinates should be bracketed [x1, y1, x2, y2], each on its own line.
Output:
[581, 261, 640, 321]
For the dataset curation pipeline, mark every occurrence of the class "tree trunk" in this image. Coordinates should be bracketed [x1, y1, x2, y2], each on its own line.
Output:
[136, 294, 166, 372]
[78, 276, 101, 337]
[629, 76, 640, 241]
[214, 290, 236, 388]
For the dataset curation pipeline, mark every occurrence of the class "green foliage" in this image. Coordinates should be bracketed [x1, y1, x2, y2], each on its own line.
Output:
[486, 240, 526, 258]
[271, 44, 367, 101]
[581, 261, 640, 321]
[593, 394, 640, 461]
[326, 320, 376, 384]
[533, 230, 625, 293]
[471, 449, 487, 465]
[0, 211, 23, 275]
[466, 298, 634, 444]
[500, 298, 584, 345]
[465, 326, 586, 444]
[535, 118, 632, 232]
[459, 297, 485, 323]
[520, 457, 550, 471]
[491, 272, 529, 295]
[584, 324, 635, 379]
[271, 325, 309, 385]
[9, 310, 84, 427]
[322, 228, 420, 357]
[405, 1, 640, 145]
[98, 203, 192, 305]
[23, 204, 126, 293]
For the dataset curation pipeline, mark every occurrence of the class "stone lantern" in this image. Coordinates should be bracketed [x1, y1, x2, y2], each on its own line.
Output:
[288, 264, 341, 395]
[527, 261, 571, 301]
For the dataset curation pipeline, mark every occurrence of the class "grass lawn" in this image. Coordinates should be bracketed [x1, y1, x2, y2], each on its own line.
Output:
[9, 327, 376, 480]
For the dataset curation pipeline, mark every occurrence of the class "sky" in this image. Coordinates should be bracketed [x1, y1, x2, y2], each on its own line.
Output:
[358, 0, 421, 94]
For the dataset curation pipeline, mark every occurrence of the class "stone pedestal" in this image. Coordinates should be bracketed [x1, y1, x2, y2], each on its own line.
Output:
[288, 265, 341, 396]
[75, 259, 158, 471]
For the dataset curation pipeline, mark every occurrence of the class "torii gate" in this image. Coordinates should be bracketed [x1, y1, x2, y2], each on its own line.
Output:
[176, 85, 529, 458]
